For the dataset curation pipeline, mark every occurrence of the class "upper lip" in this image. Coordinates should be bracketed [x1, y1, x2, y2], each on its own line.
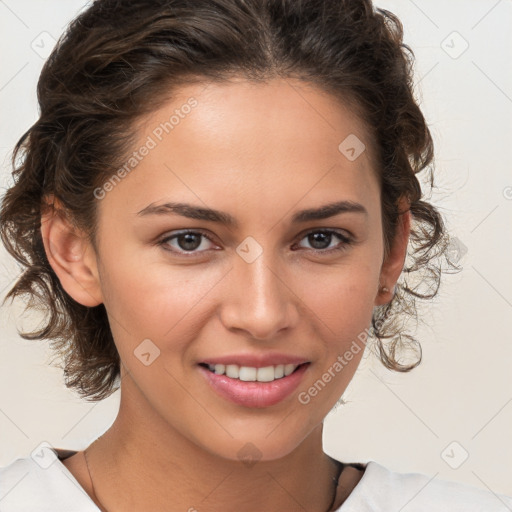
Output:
[200, 353, 310, 368]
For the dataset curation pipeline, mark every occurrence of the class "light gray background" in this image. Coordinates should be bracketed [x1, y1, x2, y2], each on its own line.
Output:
[1, 0, 511, 498]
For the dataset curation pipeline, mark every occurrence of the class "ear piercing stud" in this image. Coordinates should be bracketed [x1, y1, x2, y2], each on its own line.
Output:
[380, 286, 390, 293]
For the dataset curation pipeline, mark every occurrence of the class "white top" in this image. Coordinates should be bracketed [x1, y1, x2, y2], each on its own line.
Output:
[1, 445, 511, 511]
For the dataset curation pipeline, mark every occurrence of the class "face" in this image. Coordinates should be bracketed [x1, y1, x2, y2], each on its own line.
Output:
[48, 78, 407, 462]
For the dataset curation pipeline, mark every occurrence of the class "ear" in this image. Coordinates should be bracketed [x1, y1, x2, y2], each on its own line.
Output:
[374, 197, 411, 306]
[40, 195, 103, 307]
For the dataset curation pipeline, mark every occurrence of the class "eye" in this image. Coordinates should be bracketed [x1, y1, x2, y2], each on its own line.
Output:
[157, 230, 218, 256]
[157, 228, 353, 257]
[293, 229, 353, 254]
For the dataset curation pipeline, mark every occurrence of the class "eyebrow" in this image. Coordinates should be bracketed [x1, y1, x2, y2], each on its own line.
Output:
[136, 200, 367, 227]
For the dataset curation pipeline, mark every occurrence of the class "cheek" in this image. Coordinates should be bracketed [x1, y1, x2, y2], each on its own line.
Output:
[302, 260, 380, 335]
[98, 252, 224, 347]
[294, 268, 376, 422]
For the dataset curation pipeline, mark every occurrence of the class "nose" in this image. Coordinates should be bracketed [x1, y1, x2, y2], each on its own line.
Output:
[219, 251, 300, 341]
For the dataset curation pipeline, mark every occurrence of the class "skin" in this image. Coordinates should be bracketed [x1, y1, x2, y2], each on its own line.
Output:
[41, 77, 410, 511]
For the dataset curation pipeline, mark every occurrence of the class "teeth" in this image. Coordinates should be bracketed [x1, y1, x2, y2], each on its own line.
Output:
[204, 363, 301, 381]
[284, 363, 296, 376]
[256, 366, 275, 382]
[239, 367, 257, 381]
[226, 364, 239, 379]
[274, 364, 284, 379]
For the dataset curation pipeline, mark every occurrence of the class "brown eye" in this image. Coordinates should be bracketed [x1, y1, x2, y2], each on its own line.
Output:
[295, 229, 352, 254]
[175, 232, 203, 251]
[158, 230, 217, 255]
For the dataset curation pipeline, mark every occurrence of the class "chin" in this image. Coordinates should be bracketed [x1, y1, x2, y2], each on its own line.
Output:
[185, 414, 320, 464]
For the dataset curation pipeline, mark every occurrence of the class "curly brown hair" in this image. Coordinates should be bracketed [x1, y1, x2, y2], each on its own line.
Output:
[0, 0, 458, 402]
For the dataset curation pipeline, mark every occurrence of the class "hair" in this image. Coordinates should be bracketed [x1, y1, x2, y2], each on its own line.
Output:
[0, 0, 458, 401]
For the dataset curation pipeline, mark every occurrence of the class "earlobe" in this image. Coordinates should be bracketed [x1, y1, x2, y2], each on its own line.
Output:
[374, 200, 411, 306]
[40, 197, 103, 307]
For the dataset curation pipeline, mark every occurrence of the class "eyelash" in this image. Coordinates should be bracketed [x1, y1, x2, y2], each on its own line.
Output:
[156, 229, 353, 257]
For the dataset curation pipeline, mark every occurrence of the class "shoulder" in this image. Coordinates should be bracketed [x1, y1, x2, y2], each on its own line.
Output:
[0, 445, 97, 511]
[337, 460, 512, 511]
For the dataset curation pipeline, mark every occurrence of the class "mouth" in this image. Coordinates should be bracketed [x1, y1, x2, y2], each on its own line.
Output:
[198, 362, 307, 382]
[198, 361, 311, 408]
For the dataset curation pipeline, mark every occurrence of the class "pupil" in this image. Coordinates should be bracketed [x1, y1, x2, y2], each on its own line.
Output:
[178, 233, 201, 251]
[309, 232, 331, 250]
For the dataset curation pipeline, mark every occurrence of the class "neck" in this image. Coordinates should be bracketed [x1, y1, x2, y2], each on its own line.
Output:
[85, 375, 341, 512]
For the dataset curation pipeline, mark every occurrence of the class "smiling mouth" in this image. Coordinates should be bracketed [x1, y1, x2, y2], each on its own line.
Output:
[198, 362, 309, 382]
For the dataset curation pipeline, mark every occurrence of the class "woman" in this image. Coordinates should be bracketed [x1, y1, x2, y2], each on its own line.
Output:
[0, 0, 510, 510]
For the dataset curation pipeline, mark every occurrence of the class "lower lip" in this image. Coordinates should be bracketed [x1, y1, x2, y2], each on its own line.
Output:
[199, 363, 310, 408]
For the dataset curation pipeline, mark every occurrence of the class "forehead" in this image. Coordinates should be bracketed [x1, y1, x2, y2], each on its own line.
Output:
[137, 77, 374, 164]
[98, 77, 380, 226]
